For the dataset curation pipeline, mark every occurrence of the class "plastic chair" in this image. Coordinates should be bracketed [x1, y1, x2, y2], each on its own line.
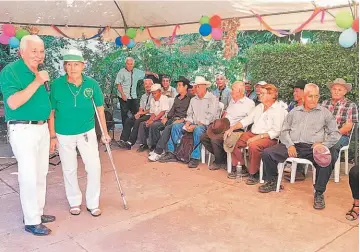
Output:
[276, 157, 316, 192]
[334, 124, 355, 178]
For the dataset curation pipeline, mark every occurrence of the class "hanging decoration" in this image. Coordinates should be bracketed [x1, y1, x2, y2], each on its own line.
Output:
[352, 16, 359, 32]
[222, 17, 241, 59]
[9, 37, 20, 48]
[51, 25, 108, 40]
[199, 14, 224, 41]
[146, 27, 161, 46]
[252, 8, 325, 37]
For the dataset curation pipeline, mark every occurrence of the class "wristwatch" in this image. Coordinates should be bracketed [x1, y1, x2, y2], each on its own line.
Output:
[260, 134, 264, 139]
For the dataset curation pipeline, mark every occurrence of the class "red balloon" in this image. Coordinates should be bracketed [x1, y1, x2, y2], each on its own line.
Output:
[352, 17, 359, 32]
[121, 35, 130, 45]
[210, 15, 222, 28]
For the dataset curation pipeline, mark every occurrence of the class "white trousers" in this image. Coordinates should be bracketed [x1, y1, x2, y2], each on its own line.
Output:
[57, 128, 101, 209]
[8, 123, 50, 225]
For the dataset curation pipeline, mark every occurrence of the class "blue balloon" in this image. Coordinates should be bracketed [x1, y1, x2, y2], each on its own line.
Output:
[115, 36, 122, 47]
[339, 28, 357, 48]
[127, 39, 135, 48]
[9, 37, 19, 48]
[199, 24, 212, 36]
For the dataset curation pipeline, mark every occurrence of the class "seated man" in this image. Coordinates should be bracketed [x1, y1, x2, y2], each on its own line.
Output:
[249, 80, 267, 105]
[201, 81, 255, 170]
[137, 84, 169, 152]
[159, 76, 219, 168]
[223, 84, 287, 185]
[148, 76, 192, 161]
[160, 74, 177, 98]
[322, 78, 358, 159]
[118, 78, 153, 149]
[259, 83, 341, 210]
[212, 73, 231, 109]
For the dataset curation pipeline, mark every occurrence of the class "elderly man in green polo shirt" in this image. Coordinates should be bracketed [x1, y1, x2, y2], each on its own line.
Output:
[49, 49, 111, 218]
[0, 35, 55, 236]
[115, 57, 158, 127]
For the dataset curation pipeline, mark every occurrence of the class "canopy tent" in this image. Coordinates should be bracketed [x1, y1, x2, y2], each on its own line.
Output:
[0, 0, 358, 42]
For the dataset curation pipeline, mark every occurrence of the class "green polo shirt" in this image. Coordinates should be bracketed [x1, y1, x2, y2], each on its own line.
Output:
[51, 74, 104, 135]
[0, 59, 51, 121]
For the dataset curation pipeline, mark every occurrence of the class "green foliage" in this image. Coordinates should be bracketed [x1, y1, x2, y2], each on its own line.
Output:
[246, 43, 359, 103]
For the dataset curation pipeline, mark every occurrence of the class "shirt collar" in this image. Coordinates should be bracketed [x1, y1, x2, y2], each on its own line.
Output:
[195, 91, 211, 100]
[298, 104, 322, 111]
[231, 96, 247, 104]
[18, 59, 35, 74]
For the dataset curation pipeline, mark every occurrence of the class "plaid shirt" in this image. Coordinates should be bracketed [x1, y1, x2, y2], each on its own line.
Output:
[322, 98, 358, 130]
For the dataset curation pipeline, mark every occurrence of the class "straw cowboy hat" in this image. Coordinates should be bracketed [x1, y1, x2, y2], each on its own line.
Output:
[223, 131, 243, 153]
[150, 83, 162, 92]
[193, 76, 211, 87]
[62, 49, 85, 62]
[207, 118, 230, 140]
[327, 78, 352, 92]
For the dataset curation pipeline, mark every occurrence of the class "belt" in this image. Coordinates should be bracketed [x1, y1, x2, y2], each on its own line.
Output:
[8, 120, 47, 125]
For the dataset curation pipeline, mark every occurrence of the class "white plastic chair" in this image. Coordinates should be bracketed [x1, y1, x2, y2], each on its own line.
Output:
[276, 157, 316, 192]
[334, 124, 355, 177]
[202, 102, 224, 164]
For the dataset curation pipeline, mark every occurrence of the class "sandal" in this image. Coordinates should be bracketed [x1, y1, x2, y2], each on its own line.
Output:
[346, 204, 359, 221]
[69, 206, 81, 216]
[87, 208, 102, 217]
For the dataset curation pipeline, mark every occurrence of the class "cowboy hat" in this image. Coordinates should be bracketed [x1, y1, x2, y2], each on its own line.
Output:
[207, 118, 230, 140]
[327, 78, 352, 92]
[193, 76, 211, 87]
[223, 131, 243, 153]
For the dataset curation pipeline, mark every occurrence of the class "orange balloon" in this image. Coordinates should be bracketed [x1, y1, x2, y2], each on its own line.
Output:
[121, 35, 130, 45]
[210, 15, 222, 28]
[352, 17, 359, 32]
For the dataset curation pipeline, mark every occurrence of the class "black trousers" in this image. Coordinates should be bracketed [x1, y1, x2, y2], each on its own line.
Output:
[153, 119, 174, 154]
[120, 115, 150, 144]
[349, 165, 359, 200]
[200, 132, 226, 164]
[262, 143, 339, 193]
[119, 97, 139, 127]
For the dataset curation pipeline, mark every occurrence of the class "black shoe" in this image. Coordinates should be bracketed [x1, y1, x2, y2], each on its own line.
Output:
[188, 159, 200, 168]
[246, 173, 259, 185]
[258, 178, 277, 193]
[41, 215, 56, 223]
[120, 141, 131, 150]
[25, 224, 51, 236]
[240, 165, 249, 177]
[159, 152, 178, 163]
[209, 163, 226, 170]
[227, 166, 237, 179]
[314, 191, 325, 210]
[137, 144, 149, 152]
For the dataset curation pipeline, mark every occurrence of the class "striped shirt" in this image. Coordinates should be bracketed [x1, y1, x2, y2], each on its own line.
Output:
[322, 98, 358, 128]
[280, 104, 341, 148]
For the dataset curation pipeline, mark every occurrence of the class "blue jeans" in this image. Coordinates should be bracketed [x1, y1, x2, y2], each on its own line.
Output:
[167, 123, 207, 160]
[332, 135, 350, 162]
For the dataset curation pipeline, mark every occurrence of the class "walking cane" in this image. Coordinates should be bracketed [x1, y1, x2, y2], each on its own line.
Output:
[92, 99, 128, 210]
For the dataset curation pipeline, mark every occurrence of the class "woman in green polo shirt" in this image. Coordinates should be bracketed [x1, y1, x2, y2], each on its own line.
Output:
[49, 49, 111, 217]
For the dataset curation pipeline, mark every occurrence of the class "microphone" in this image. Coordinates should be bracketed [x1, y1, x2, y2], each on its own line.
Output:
[38, 64, 50, 92]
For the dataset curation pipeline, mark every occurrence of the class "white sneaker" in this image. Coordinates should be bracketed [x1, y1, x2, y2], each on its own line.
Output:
[148, 150, 155, 156]
[148, 153, 162, 162]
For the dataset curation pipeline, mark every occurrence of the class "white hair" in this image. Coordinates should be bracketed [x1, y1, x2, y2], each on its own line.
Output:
[304, 83, 319, 94]
[125, 57, 135, 63]
[143, 78, 153, 84]
[20, 35, 43, 50]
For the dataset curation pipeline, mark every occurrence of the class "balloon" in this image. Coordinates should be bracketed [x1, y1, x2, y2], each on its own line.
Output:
[2, 24, 16, 37]
[9, 37, 19, 48]
[209, 15, 222, 28]
[211, 28, 223, 40]
[0, 34, 10, 45]
[200, 16, 210, 24]
[144, 40, 154, 48]
[15, 29, 30, 40]
[127, 39, 135, 48]
[115, 36, 123, 47]
[199, 24, 212, 36]
[339, 28, 357, 48]
[121, 35, 130, 45]
[352, 17, 359, 32]
[126, 28, 137, 39]
[202, 34, 212, 41]
[335, 10, 354, 29]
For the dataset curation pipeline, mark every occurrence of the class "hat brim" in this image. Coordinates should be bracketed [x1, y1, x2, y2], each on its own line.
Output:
[63, 55, 85, 62]
[313, 146, 331, 167]
[223, 132, 242, 153]
[193, 82, 211, 87]
[327, 82, 352, 92]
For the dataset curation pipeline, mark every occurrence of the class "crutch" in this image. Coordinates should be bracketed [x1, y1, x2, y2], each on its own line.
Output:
[92, 99, 128, 210]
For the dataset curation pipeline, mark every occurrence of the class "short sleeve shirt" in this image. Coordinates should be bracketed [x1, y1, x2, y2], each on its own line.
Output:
[115, 68, 145, 99]
[150, 95, 169, 117]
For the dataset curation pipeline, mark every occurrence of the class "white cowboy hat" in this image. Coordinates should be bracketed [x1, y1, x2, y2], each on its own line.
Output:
[150, 83, 162, 92]
[327, 78, 352, 92]
[256, 81, 267, 86]
[193, 76, 211, 87]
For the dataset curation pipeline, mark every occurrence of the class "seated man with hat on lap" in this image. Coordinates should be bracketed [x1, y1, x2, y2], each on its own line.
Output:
[201, 81, 255, 170]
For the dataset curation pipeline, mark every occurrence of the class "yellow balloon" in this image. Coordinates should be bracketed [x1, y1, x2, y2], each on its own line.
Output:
[203, 34, 212, 41]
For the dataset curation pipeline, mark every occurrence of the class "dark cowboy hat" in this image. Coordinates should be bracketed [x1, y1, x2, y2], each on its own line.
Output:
[144, 74, 159, 84]
[174, 76, 191, 86]
[293, 80, 307, 89]
[207, 118, 231, 140]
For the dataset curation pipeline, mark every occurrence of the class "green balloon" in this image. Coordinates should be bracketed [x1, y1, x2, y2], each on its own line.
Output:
[335, 10, 354, 29]
[200, 16, 210, 24]
[126, 28, 137, 39]
[15, 29, 30, 40]
[145, 41, 153, 48]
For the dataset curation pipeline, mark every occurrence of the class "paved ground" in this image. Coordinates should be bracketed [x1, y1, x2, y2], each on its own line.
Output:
[0, 143, 358, 252]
